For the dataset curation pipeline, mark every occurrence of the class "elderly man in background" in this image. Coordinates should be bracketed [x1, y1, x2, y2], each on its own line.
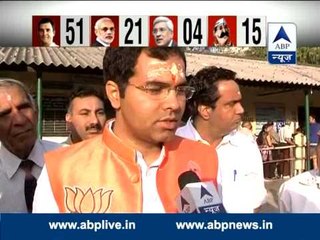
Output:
[92, 17, 115, 47]
[0, 78, 61, 213]
[152, 16, 176, 47]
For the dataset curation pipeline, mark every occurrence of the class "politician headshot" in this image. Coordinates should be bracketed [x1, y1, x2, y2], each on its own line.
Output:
[152, 16, 177, 47]
[37, 17, 59, 47]
[92, 17, 115, 47]
[213, 17, 233, 47]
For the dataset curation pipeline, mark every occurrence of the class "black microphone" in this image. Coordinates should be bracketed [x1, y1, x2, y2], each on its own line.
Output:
[176, 171, 226, 213]
[178, 170, 201, 190]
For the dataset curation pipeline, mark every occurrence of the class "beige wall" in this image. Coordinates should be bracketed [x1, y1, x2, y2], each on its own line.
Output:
[0, 71, 104, 96]
[240, 86, 320, 134]
[2, 70, 320, 137]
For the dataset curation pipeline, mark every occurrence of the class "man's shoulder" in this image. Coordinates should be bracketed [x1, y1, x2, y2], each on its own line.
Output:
[45, 136, 102, 161]
[176, 122, 194, 140]
[39, 139, 62, 151]
[228, 130, 258, 147]
[167, 135, 213, 151]
[165, 136, 218, 167]
[176, 124, 188, 135]
[50, 42, 59, 47]
[91, 40, 104, 47]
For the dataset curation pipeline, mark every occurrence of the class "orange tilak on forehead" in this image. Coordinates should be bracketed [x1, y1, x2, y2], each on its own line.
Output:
[170, 63, 179, 84]
[146, 62, 185, 84]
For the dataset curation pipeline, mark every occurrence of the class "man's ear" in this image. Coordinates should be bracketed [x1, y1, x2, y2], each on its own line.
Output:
[65, 113, 72, 131]
[197, 104, 211, 120]
[105, 80, 121, 110]
[65, 112, 71, 123]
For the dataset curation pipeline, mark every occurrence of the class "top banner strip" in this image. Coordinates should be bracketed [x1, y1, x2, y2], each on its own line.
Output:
[0, 1, 319, 47]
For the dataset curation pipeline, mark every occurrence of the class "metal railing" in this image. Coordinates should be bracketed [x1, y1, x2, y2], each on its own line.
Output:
[259, 144, 308, 178]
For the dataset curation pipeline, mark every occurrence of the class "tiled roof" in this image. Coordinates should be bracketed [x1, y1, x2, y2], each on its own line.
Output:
[186, 53, 320, 87]
[1, 47, 320, 87]
[0, 47, 105, 69]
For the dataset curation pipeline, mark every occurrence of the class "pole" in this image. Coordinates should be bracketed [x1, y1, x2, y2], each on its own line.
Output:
[37, 72, 43, 139]
[304, 90, 310, 170]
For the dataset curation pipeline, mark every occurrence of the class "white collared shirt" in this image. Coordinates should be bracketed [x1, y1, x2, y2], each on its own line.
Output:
[176, 118, 267, 213]
[95, 37, 110, 47]
[33, 120, 165, 213]
[0, 140, 61, 213]
[49, 42, 59, 47]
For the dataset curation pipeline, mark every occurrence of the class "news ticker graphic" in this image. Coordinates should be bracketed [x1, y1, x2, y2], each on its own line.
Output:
[268, 23, 297, 64]
[32, 15, 267, 47]
[1, 214, 320, 240]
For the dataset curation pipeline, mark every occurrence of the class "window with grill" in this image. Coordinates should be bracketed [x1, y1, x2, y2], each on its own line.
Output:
[42, 97, 68, 137]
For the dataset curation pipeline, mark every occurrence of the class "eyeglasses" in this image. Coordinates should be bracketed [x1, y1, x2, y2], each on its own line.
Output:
[127, 82, 195, 100]
[152, 27, 168, 35]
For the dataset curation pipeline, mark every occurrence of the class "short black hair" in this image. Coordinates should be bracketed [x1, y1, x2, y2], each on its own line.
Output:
[310, 113, 317, 120]
[67, 87, 106, 113]
[103, 47, 186, 98]
[187, 66, 236, 119]
[38, 17, 55, 31]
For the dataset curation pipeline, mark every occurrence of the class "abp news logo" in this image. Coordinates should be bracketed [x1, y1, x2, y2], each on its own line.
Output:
[268, 23, 297, 64]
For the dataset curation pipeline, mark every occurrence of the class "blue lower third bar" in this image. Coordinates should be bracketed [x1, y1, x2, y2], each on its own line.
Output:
[268, 51, 296, 64]
[1, 214, 320, 240]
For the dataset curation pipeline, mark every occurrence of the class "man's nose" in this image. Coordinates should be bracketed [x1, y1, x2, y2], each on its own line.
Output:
[155, 31, 161, 36]
[88, 113, 99, 124]
[12, 110, 28, 125]
[236, 103, 245, 115]
[163, 89, 181, 110]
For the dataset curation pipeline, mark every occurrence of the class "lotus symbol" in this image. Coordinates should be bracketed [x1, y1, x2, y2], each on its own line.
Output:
[65, 187, 113, 213]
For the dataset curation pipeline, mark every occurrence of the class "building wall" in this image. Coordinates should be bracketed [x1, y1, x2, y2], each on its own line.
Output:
[240, 86, 320, 135]
[2, 70, 320, 140]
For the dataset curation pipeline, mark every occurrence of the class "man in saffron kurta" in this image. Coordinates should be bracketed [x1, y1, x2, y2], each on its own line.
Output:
[33, 47, 219, 213]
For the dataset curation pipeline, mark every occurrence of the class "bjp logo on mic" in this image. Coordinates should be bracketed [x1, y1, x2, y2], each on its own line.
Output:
[64, 187, 113, 213]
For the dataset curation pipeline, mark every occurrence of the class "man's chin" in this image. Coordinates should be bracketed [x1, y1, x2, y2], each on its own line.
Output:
[86, 132, 101, 139]
[156, 131, 176, 143]
[156, 40, 166, 46]
[217, 39, 228, 46]
[104, 39, 114, 44]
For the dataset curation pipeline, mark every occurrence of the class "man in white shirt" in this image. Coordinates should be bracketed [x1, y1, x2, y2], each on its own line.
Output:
[176, 66, 267, 213]
[0, 78, 61, 213]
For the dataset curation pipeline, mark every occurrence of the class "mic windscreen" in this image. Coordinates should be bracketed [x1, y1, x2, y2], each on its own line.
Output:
[178, 171, 201, 190]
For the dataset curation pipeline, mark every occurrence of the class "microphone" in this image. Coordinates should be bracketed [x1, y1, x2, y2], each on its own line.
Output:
[176, 171, 226, 213]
